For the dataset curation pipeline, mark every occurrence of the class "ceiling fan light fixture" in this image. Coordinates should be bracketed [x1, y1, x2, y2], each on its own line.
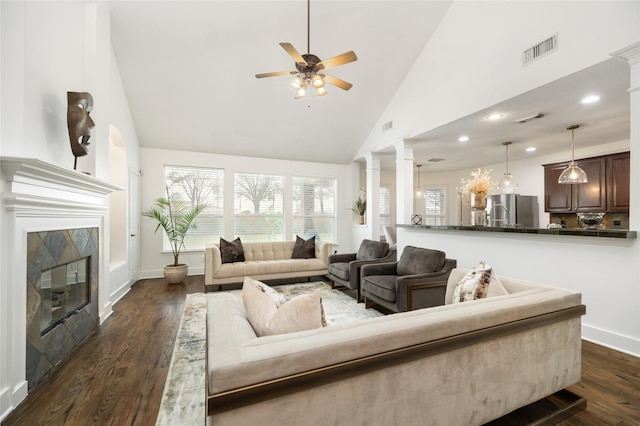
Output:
[290, 76, 304, 89]
[255, 0, 357, 99]
[312, 74, 324, 88]
[295, 86, 307, 99]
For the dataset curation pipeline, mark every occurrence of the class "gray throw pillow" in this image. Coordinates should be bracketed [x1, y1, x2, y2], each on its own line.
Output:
[292, 235, 316, 259]
[220, 237, 245, 263]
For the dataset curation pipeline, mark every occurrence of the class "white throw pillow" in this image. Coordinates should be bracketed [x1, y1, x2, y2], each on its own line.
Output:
[246, 276, 289, 307]
[487, 270, 509, 298]
[452, 261, 507, 303]
[242, 277, 326, 337]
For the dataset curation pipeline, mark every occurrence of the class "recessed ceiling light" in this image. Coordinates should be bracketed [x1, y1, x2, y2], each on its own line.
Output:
[526, 147, 537, 152]
[458, 136, 469, 142]
[487, 113, 503, 121]
[581, 95, 600, 104]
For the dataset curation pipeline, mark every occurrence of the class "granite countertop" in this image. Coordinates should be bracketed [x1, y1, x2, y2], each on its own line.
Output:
[397, 224, 637, 239]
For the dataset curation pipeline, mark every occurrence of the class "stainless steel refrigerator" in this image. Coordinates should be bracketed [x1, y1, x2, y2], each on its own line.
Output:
[485, 194, 539, 227]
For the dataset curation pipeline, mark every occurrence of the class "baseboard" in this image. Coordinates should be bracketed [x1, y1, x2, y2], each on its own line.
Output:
[110, 280, 131, 306]
[582, 323, 640, 358]
[139, 267, 204, 280]
[0, 380, 28, 422]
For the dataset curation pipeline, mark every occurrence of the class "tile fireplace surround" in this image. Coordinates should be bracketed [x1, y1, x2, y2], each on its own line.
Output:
[0, 157, 120, 420]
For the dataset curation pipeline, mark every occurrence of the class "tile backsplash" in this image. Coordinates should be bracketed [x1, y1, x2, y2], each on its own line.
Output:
[549, 212, 629, 230]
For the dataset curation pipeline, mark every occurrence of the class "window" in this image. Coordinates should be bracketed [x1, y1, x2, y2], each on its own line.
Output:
[379, 186, 390, 235]
[164, 165, 224, 251]
[292, 176, 337, 243]
[234, 172, 284, 242]
[424, 186, 447, 225]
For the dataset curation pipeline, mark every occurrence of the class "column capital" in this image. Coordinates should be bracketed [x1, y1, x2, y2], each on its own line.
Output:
[610, 41, 640, 66]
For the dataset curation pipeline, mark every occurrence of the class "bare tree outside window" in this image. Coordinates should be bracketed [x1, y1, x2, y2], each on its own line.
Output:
[163, 166, 224, 250]
[235, 173, 284, 242]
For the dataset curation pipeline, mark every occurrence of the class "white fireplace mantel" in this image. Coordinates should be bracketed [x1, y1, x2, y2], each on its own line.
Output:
[0, 157, 122, 420]
[1, 157, 123, 214]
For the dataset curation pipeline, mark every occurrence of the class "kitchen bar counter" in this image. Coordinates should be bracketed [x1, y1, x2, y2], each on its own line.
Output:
[397, 224, 637, 240]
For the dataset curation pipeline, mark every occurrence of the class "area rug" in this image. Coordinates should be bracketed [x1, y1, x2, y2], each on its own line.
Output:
[155, 281, 384, 425]
[261, 281, 385, 325]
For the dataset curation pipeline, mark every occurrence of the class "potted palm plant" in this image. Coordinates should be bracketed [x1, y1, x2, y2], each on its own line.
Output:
[143, 186, 206, 284]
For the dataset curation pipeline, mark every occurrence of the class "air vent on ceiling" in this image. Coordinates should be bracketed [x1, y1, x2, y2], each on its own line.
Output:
[382, 120, 393, 132]
[428, 158, 445, 163]
[513, 113, 544, 124]
[523, 34, 557, 66]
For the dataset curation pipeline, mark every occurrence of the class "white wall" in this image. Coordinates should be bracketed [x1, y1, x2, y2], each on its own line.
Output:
[354, 2, 639, 358]
[358, 1, 639, 157]
[139, 148, 352, 278]
[399, 226, 640, 357]
[0, 2, 140, 419]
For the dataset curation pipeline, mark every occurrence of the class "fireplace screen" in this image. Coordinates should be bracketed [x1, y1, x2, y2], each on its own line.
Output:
[40, 257, 90, 335]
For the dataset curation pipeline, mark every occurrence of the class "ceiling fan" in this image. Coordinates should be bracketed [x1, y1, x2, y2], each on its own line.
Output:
[255, 0, 358, 99]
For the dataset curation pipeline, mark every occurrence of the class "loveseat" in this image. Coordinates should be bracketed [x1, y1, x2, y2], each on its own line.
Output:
[205, 268, 585, 425]
[204, 240, 331, 291]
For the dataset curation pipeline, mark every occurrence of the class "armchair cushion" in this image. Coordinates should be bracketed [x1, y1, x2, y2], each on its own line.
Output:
[356, 239, 389, 261]
[327, 262, 350, 281]
[362, 275, 398, 302]
[397, 246, 445, 276]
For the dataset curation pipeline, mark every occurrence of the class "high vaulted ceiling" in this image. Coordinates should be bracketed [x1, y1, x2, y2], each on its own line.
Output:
[110, 1, 631, 170]
[109, 1, 453, 165]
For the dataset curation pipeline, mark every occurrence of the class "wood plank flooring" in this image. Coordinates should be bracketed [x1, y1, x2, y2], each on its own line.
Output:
[2, 276, 639, 425]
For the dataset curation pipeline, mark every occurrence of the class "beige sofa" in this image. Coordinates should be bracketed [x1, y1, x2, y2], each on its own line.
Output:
[204, 241, 331, 291]
[205, 268, 585, 425]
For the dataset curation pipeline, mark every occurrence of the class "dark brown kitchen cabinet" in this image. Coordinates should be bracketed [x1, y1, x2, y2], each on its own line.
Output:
[544, 162, 572, 212]
[606, 151, 630, 212]
[544, 152, 628, 213]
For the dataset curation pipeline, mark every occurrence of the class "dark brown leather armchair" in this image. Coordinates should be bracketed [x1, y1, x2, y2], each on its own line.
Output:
[361, 246, 456, 312]
[328, 239, 396, 301]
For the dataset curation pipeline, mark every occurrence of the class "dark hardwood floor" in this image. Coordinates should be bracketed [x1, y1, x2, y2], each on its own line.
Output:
[2, 275, 639, 425]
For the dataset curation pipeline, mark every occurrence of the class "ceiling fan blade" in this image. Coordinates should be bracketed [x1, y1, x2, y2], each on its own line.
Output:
[279, 42, 307, 65]
[323, 74, 353, 91]
[317, 51, 357, 71]
[255, 70, 297, 79]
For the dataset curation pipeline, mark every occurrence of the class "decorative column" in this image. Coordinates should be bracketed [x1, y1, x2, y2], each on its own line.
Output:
[393, 140, 414, 224]
[364, 152, 381, 241]
[610, 42, 640, 231]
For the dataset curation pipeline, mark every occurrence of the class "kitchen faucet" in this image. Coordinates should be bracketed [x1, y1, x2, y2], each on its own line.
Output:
[490, 203, 509, 227]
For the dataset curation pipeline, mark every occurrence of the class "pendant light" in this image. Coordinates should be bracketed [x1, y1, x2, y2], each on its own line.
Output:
[498, 141, 519, 194]
[558, 125, 588, 184]
[415, 164, 425, 198]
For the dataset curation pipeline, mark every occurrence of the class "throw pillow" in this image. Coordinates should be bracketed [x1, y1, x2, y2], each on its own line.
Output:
[452, 261, 493, 303]
[242, 278, 326, 337]
[220, 237, 245, 264]
[291, 235, 316, 259]
[487, 272, 509, 298]
[246, 276, 289, 307]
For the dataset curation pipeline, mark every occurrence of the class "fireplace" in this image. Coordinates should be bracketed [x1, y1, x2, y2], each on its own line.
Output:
[40, 257, 90, 335]
[1, 157, 121, 413]
[26, 228, 99, 388]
